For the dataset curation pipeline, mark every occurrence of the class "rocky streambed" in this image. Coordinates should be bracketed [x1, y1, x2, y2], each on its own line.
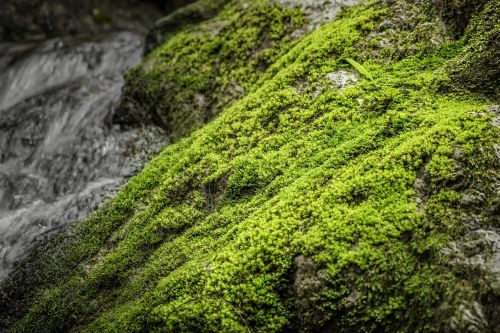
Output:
[0, 31, 164, 282]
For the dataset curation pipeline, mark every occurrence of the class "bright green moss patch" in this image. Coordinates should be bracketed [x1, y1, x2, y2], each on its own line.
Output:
[1, 0, 499, 332]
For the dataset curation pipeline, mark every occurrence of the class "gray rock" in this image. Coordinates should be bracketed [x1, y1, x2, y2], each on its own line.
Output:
[325, 70, 358, 89]
[145, 0, 222, 53]
[444, 229, 500, 294]
[450, 301, 489, 333]
[276, 0, 359, 32]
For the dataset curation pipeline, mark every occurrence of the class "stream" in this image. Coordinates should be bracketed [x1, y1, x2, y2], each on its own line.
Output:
[0, 31, 164, 282]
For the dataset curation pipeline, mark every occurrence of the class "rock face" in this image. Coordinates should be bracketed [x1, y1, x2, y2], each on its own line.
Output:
[0, 0, 499, 332]
[0, 32, 164, 282]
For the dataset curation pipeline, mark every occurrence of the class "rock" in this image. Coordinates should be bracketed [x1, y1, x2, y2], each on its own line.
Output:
[1, 0, 499, 332]
[444, 230, 500, 291]
[325, 70, 358, 89]
[292, 255, 328, 328]
[276, 0, 359, 33]
[460, 189, 487, 207]
[433, 0, 489, 37]
[450, 302, 489, 333]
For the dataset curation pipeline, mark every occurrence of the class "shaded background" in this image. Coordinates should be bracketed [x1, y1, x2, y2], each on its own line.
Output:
[0, 0, 195, 41]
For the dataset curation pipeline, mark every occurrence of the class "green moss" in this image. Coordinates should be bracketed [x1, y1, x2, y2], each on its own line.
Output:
[434, 0, 490, 36]
[1, 0, 499, 332]
[446, 0, 500, 98]
[144, 0, 230, 53]
[117, 0, 305, 142]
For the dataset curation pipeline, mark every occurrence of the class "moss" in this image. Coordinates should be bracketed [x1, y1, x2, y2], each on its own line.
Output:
[116, 0, 306, 142]
[1, 0, 499, 332]
[434, 0, 490, 37]
[0, 0, 168, 41]
[446, 0, 500, 99]
[144, 0, 228, 53]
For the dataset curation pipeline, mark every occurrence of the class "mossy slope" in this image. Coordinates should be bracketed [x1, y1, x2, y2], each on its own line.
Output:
[117, 0, 305, 142]
[1, 0, 499, 332]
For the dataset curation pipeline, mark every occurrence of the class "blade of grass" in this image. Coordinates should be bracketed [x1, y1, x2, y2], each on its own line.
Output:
[346, 58, 374, 80]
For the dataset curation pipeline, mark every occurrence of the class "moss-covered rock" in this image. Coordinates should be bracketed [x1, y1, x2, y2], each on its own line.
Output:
[144, 0, 230, 53]
[116, 0, 359, 142]
[446, 0, 500, 99]
[115, 0, 307, 142]
[435, 0, 490, 36]
[0, 0, 499, 332]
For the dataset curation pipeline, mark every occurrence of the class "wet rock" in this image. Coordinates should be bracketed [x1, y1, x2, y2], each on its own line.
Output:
[0, 32, 143, 112]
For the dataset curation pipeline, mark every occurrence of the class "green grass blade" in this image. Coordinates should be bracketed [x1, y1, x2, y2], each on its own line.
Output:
[346, 58, 374, 80]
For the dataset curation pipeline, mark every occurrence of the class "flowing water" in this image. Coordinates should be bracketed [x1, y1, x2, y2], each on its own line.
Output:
[0, 32, 164, 281]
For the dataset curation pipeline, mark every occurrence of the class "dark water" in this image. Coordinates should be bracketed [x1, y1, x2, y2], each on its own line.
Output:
[0, 32, 164, 281]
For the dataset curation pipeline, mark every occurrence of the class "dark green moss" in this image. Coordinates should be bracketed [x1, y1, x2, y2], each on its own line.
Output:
[435, 0, 490, 36]
[446, 0, 500, 99]
[144, 0, 229, 53]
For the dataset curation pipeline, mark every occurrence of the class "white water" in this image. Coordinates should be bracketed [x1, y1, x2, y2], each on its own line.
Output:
[0, 32, 164, 281]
